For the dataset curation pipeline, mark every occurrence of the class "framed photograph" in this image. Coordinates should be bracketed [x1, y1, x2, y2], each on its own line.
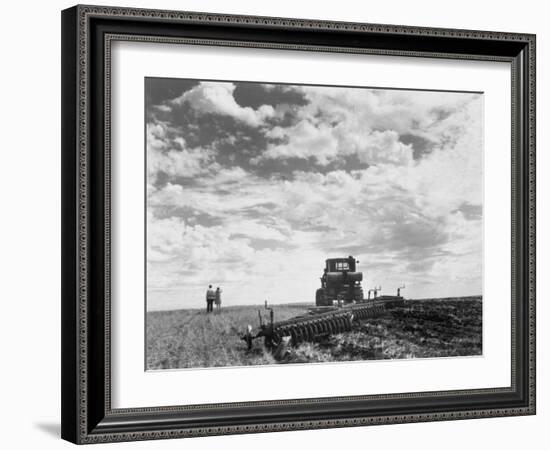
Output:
[61, 5, 536, 444]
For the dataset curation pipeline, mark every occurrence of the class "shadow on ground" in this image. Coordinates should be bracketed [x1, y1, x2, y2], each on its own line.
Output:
[35, 422, 60, 438]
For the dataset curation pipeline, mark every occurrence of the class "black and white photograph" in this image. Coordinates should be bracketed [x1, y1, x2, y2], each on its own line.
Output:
[54, 2, 538, 446]
[145, 78, 484, 370]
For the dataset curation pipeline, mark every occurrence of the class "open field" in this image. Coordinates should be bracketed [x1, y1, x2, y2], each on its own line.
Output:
[146, 297, 482, 370]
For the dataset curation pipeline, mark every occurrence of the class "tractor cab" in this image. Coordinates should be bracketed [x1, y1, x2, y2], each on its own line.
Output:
[325, 256, 357, 273]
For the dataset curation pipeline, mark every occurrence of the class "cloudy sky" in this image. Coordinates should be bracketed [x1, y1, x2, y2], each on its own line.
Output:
[145, 78, 483, 311]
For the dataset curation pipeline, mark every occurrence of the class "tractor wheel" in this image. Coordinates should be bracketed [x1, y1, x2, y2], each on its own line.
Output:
[354, 286, 364, 302]
[316, 288, 327, 306]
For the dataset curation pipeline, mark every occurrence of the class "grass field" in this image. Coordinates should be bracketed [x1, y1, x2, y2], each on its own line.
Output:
[146, 297, 482, 370]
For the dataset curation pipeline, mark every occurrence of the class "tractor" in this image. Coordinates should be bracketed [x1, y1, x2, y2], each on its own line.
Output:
[315, 256, 364, 306]
[240, 257, 406, 353]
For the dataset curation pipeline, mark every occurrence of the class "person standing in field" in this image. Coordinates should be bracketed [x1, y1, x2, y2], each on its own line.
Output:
[206, 285, 215, 313]
[215, 287, 222, 311]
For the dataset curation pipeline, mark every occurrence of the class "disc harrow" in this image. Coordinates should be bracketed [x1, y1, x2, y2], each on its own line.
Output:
[274, 311, 353, 346]
[241, 298, 403, 353]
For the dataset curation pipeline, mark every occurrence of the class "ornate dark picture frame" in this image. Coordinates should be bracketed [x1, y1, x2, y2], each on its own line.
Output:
[61, 4, 536, 444]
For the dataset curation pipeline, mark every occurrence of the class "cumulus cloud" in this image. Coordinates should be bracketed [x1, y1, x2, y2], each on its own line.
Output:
[260, 120, 339, 164]
[254, 85, 478, 168]
[147, 121, 216, 184]
[170, 81, 275, 127]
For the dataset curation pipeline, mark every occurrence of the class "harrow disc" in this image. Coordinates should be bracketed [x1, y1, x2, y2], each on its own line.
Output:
[345, 315, 352, 331]
[289, 326, 298, 346]
[296, 325, 305, 343]
[312, 321, 321, 336]
[295, 326, 305, 344]
[340, 316, 348, 332]
[335, 317, 345, 333]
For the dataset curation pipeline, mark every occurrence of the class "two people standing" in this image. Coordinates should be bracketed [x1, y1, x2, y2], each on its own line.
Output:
[205, 285, 222, 313]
